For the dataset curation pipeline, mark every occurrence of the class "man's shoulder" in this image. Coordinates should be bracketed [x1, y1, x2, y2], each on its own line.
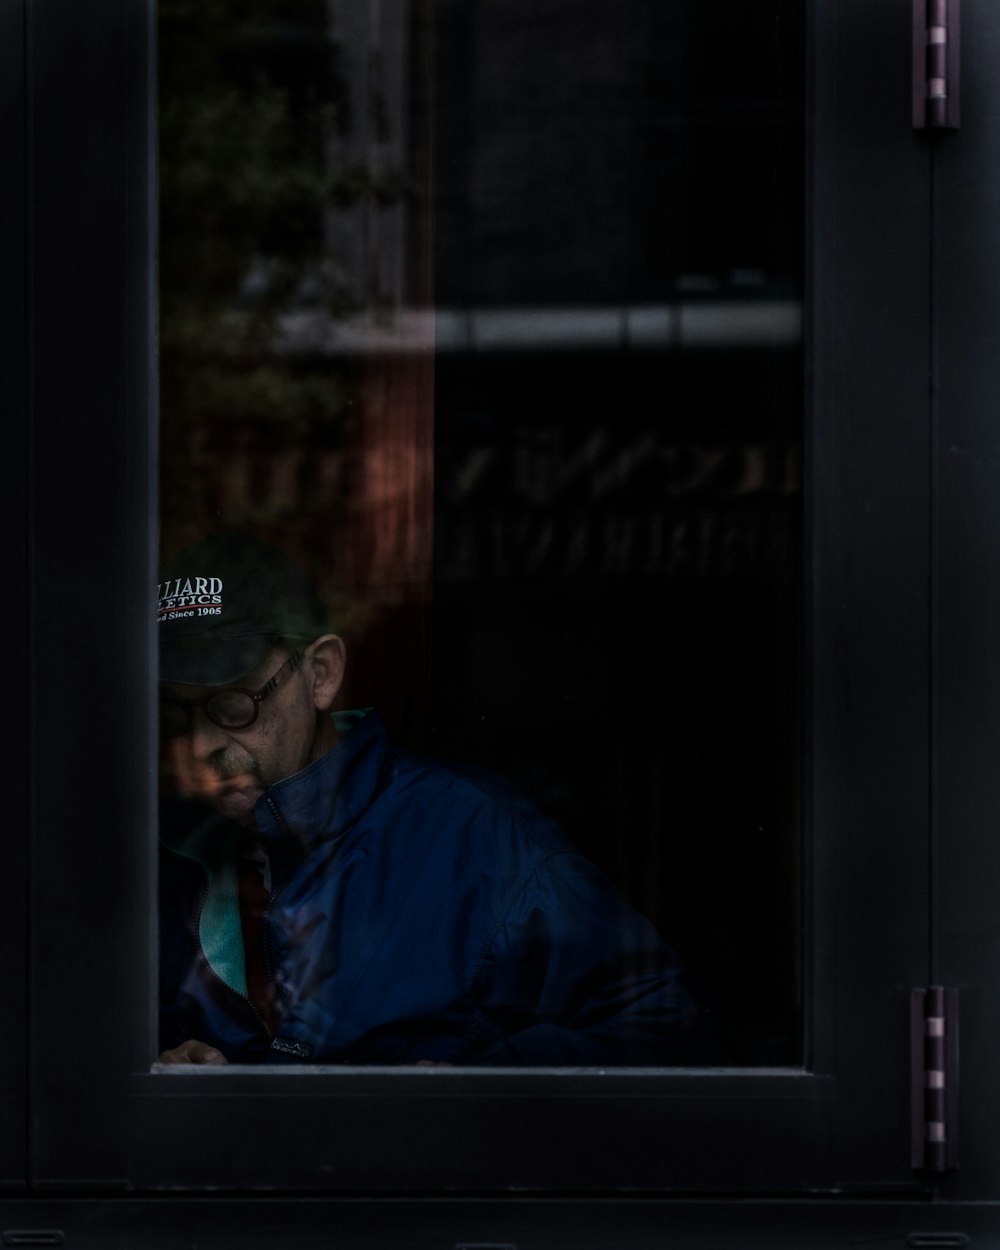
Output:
[377, 746, 573, 862]
[334, 709, 538, 817]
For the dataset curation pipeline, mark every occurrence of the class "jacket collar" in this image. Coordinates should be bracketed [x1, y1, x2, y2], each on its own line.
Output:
[254, 707, 392, 856]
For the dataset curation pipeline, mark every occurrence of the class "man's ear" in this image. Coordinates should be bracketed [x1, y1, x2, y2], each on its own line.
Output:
[305, 634, 346, 712]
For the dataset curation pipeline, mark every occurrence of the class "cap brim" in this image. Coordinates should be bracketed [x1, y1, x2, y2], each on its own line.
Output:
[159, 633, 275, 687]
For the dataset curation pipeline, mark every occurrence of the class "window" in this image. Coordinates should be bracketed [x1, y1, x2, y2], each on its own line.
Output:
[18, 0, 999, 1233]
[157, 0, 803, 1070]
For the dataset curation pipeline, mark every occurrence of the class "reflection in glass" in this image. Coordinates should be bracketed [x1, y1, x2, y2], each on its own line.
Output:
[159, 0, 803, 1065]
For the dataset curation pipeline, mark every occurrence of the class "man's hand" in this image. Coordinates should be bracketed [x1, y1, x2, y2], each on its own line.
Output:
[157, 1039, 229, 1065]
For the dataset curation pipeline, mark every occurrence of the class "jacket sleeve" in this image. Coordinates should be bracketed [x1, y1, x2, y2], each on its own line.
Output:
[475, 851, 719, 1066]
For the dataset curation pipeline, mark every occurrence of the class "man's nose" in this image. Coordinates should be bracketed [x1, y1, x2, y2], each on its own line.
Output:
[166, 710, 232, 799]
[183, 707, 231, 762]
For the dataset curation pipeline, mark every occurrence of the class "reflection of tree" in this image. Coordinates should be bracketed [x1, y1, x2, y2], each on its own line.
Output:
[159, 0, 385, 562]
[161, 6, 339, 310]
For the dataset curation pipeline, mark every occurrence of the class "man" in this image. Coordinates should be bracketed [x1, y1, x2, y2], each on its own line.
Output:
[158, 532, 712, 1065]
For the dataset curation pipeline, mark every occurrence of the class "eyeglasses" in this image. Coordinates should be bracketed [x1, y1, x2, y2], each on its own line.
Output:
[160, 651, 304, 739]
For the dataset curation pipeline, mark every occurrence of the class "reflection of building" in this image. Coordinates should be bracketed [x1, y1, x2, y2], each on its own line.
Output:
[425, 0, 804, 1066]
[434, 0, 798, 306]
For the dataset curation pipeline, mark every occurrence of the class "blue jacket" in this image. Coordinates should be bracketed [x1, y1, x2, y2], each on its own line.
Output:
[160, 710, 710, 1064]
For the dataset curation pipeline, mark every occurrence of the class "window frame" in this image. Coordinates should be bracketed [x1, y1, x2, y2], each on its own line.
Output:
[936, 0, 1000, 1204]
[1, 0, 27, 1195]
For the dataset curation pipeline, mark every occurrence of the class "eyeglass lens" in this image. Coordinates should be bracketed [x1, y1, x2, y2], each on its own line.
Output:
[160, 689, 258, 737]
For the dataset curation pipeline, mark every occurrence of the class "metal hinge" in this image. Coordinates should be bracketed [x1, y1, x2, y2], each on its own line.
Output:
[913, 0, 961, 129]
[911, 987, 959, 1171]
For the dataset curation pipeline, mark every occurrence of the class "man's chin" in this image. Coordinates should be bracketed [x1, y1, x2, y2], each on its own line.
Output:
[211, 783, 262, 827]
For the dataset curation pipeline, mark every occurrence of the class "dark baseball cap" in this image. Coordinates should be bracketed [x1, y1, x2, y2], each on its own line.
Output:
[158, 533, 329, 685]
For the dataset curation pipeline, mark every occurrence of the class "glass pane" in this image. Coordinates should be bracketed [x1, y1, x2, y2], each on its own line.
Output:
[158, 0, 802, 1067]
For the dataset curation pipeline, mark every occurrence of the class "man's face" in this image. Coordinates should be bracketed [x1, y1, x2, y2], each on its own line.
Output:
[161, 645, 324, 828]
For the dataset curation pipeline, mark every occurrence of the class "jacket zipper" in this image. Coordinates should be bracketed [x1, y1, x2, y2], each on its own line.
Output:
[261, 794, 294, 987]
